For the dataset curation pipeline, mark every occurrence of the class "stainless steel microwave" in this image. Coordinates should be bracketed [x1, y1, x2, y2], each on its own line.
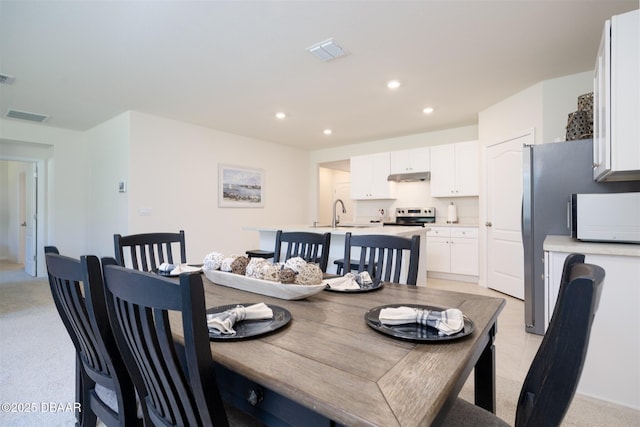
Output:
[570, 192, 640, 243]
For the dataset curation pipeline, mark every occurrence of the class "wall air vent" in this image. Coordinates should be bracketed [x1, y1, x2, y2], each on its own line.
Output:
[306, 39, 349, 62]
[6, 109, 49, 123]
[0, 73, 15, 85]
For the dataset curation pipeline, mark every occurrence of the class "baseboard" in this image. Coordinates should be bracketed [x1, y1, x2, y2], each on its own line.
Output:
[427, 271, 479, 283]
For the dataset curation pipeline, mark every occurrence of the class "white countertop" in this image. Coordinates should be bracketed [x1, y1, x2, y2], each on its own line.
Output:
[543, 235, 640, 257]
[245, 224, 428, 237]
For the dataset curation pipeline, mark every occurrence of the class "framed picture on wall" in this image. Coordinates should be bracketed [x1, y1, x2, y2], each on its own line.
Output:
[218, 164, 265, 208]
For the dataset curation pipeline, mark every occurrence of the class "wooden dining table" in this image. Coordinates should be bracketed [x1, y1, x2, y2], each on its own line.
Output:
[171, 276, 505, 427]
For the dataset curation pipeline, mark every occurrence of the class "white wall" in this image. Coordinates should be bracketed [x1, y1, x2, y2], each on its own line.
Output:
[127, 112, 310, 263]
[84, 112, 131, 258]
[0, 71, 593, 275]
[1, 112, 311, 272]
[477, 71, 595, 288]
[542, 71, 593, 143]
[1, 120, 87, 276]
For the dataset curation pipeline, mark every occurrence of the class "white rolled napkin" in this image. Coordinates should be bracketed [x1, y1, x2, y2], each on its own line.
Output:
[324, 275, 361, 290]
[324, 271, 374, 290]
[158, 263, 201, 276]
[207, 303, 273, 335]
[379, 306, 465, 336]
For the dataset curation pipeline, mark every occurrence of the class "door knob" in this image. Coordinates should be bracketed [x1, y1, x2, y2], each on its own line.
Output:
[21, 222, 27, 227]
[485, 221, 492, 227]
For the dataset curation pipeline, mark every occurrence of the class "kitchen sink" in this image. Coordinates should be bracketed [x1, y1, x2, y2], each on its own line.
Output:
[310, 223, 379, 229]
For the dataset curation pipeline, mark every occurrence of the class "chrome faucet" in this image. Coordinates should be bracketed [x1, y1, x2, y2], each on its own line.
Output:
[332, 199, 346, 228]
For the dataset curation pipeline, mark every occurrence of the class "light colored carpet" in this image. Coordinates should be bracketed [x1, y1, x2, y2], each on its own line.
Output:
[0, 262, 76, 426]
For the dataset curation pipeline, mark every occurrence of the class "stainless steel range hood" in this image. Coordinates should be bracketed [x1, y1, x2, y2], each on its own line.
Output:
[387, 171, 431, 182]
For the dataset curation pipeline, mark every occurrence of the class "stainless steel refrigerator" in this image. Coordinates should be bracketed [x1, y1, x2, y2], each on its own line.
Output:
[522, 139, 640, 335]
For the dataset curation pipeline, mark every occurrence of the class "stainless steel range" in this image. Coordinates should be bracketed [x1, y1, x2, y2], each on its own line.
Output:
[384, 207, 436, 227]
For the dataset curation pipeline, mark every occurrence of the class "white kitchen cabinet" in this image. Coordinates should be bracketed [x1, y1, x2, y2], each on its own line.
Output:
[593, 9, 640, 182]
[543, 235, 640, 409]
[425, 229, 450, 273]
[430, 141, 479, 197]
[350, 152, 396, 200]
[426, 227, 478, 276]
[389, 147, 430, 174]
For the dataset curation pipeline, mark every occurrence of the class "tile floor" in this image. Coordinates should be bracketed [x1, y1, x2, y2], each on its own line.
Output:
[427, 276, 640, 426]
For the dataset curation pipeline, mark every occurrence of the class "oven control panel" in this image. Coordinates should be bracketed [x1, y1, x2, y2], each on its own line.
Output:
[395, 207, 435, 217]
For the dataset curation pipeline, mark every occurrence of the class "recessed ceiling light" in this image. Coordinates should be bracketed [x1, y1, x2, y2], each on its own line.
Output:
[387, 80, 401, 90]
[275, 112, 286, 119]
[323, 129, 333, 135]
[423, 107, 435, 114]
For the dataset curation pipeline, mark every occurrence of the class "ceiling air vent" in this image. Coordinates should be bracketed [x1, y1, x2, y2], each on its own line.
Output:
[0, 73, 15, 85]
[6, 109, 49, 123]
[306, 39, 349, 62]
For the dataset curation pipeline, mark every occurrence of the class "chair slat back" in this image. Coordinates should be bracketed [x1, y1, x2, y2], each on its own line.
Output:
[273, 230, 331, 272]
[102, 261, 229, 427]
[515, 253, 605, 427]
[47, 252, 108, 374]
[45, 248, 138, 426]
[343, 233, 420, 285]
[114, 231, 186, 272]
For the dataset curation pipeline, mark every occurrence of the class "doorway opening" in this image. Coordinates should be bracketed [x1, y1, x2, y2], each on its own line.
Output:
[0, 160, 38, 276]
[317, 160, 352, 225]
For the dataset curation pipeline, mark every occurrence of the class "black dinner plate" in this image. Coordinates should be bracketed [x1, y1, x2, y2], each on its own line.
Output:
[206, 303, 291, 341]
[324, 278, 384, 293]
[364, 304, 474, 342]
[154, 264, 204, 277]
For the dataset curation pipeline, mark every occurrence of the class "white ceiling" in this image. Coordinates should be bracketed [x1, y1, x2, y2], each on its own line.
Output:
[1, 0, 637, 150]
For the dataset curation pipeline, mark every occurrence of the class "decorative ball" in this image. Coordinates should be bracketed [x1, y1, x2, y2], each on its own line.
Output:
[279, 268, 296, 284]
[220, 256, 238, 272]
[203, 251, 224, 270]
[245, 258, 267, 279]
[284, 256, 307, 273]
[260, 263, 281, 282]
[295, 263, 323, 285]
[231, 256, 249, 275]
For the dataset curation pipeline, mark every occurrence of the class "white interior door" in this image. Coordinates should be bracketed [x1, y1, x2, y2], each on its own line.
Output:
[486, 134, 530, 299]
[22, 164, 37, 276]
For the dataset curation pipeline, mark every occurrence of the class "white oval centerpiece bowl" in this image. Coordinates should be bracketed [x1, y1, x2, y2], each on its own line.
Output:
[203, 269, 326, 300]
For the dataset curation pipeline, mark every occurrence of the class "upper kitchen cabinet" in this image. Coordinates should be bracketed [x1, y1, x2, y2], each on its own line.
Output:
[389, 147, 430, 174]
[593, 9, 639, 182]
[350, 152, 396, 200]
[430, 141, 479, 197]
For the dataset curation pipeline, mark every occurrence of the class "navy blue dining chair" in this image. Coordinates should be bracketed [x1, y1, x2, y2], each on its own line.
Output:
[439, 253, 605, 426]
[45, 247, 143, 427]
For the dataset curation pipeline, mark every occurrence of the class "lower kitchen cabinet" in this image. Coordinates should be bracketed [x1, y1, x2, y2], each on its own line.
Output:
[543, 235, 640, 409]
[426, 227, 478, 276]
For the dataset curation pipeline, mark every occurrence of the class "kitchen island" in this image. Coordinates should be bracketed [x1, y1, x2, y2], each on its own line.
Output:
[246, 224, 429, 285]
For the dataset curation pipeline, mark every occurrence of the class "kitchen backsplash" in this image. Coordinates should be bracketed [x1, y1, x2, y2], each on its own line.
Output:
[353, 181, 479, 224]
